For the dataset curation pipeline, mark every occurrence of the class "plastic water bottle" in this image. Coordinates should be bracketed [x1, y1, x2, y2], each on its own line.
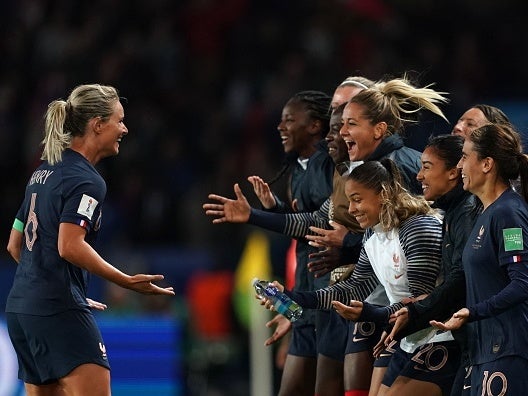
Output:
[252, 278, 303, 322]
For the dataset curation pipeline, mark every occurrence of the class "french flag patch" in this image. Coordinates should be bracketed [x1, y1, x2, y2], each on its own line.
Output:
[509, 255, 522, 263]
[79, 219, 88, 228]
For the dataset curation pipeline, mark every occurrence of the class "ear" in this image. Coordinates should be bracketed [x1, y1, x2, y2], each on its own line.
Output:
[309, 119, 323, 136]
[482, 157, 494, 174]
[89, 117, 103, 134]
[447, 167, 460, 181]
[373, 122, 387, 140]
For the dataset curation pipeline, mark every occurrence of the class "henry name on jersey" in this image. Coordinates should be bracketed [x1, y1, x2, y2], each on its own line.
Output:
[28, 170, 54, 186]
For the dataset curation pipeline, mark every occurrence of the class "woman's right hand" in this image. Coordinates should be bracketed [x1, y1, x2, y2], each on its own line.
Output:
[203, 183, 252, 223]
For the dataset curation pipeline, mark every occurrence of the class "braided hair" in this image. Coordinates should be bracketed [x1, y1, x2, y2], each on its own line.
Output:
[267, 90, 332, 185]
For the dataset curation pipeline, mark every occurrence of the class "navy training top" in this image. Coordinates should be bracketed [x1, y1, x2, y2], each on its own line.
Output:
[463, 188, 528, 364]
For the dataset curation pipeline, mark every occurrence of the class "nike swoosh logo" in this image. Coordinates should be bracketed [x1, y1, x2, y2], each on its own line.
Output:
[394, 273, 404, 279]
[352, 336, 368, 342]
[463, 385, 471, 390]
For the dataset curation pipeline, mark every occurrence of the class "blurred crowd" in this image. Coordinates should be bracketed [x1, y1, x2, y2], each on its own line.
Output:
[1, 0, 528, 268]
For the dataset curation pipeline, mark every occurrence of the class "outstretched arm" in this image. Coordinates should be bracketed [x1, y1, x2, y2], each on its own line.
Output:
[58, 223, 174, 296]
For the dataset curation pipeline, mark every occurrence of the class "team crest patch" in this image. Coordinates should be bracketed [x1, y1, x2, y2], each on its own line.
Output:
[503, 228, 523, 251]
[77, 194, 98, 220]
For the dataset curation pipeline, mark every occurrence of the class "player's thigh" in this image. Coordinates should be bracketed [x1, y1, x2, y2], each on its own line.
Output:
[59, 363, 110, 396]
[24, 382, 66, 396]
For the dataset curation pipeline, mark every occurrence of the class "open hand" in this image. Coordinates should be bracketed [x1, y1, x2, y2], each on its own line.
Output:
[307, 246, 341, 277]
[86, 298, 107, 311]
[430, 308, 469, 331]
[386, 307, 409, 344]
[306, 220, 348, 248]
[247, 176, 276, 209]
[203, 183, 251, 224]
[265, 314, 292, 346]
[125, 274, 175, 296]
[332, 300, 363, 321]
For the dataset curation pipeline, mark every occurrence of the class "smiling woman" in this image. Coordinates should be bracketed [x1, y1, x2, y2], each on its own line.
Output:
[5, 84, 175, 396]
[339, 76, 449, 195]
[270, 159, 462, 395]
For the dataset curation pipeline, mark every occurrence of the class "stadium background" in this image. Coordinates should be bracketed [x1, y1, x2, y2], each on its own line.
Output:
[1, 0, 528, 395]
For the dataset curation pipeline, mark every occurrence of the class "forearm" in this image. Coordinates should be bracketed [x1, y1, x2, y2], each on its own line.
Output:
[61, 240, 130, 288]
[7, 228, 23, 264]
[410, 271, 466, 323]
[340, 233, 363, 264]
[247, 208, 287, 234]
[468, 266, 528, 321]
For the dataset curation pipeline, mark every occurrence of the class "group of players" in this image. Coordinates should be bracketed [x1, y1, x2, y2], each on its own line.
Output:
[203, 75, 528, 396]
[6, 77, 528, 396]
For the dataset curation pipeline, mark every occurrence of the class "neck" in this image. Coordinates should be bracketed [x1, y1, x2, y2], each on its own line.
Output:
[477, 182, 509, 210]
[69, 138, 99, 165]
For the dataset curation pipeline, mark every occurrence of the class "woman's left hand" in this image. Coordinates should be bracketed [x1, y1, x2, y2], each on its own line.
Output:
[430, 308, 469, 331]
[86, 298, 108, 311]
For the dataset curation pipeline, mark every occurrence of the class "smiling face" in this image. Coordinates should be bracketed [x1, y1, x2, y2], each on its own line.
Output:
[340, 102, 384, 161]
[326, 109, 348, 164]
[345, 178, 382, 228]
[457, 139, 486, 196]
[277, 100, 318, 158]
[97, 100, 128, 159]
[417, 146, 459, 201]
[451, 107, 488, 138]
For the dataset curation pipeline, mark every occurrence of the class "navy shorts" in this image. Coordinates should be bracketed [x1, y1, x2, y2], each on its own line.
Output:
[6, 310, 110, 385]
[315, 309, 346, 361]
[467, 356, 528, 395]
[288, 321, 317, 358]
[345, 320, 394, 368]
[345, 320, 379, 354]
[374, 338, 399, 368]
[382, 341, 460, 395]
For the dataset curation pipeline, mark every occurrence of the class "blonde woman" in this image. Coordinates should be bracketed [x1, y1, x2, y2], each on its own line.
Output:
[5, 84, 174, 396]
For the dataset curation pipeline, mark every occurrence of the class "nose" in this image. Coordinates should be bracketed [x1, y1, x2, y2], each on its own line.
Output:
[452, 121, 463, 136]
[122, 124, 129, 135]
[416, 168, 424, 181]
[339, 123, 348, 138]
[348, 201, 357, 215]
[456, 157, 463, 169]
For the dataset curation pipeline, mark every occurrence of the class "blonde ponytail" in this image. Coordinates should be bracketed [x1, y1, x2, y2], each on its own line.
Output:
[41, 100, 71, 165]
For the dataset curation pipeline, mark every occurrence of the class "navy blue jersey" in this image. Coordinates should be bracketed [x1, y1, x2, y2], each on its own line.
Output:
[6, 149, 106, 315]
[463, 188, 528, 364]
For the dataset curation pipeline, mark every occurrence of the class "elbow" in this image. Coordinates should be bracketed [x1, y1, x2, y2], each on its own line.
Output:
[6, 244, 18, 262]
[57, 239, 75, 262]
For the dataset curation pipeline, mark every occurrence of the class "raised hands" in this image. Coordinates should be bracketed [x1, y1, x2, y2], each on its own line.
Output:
[203, 183, 252, 224]
[247, 175, 276, 209]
